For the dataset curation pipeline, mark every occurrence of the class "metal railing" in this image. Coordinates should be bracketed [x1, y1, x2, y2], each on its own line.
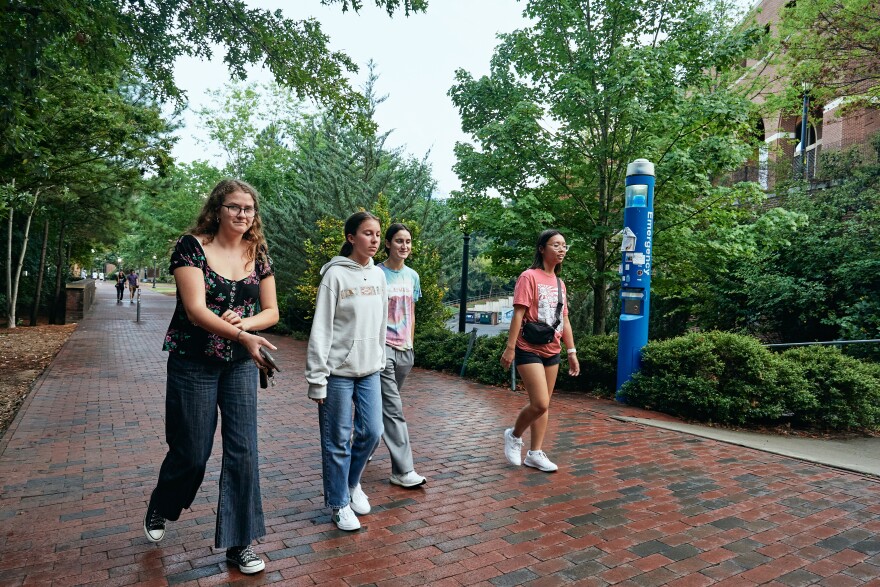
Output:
[444, 290, 514, 307]
[763, 339, 880, 349]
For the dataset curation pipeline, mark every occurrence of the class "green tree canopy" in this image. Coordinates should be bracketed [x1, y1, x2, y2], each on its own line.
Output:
[775, 0, 880, 107]
[449, 0, 765, 334]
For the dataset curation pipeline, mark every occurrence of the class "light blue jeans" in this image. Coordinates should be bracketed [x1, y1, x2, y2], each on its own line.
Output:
[318, 372, 383, 509]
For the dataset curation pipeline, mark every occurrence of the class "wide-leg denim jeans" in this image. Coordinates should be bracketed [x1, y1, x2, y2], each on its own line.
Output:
[150, 353, 265, 548]
[318, 372, 383, 509]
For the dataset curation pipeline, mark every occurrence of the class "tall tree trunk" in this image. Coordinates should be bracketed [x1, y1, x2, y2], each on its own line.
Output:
[592, 236, 608, 335]
[7, 190, 41, 329]
[5, 207, 12, 328]
[49, 220, 66, 324]
[592, 173, 611, 335]
[29, 218, 49, 326]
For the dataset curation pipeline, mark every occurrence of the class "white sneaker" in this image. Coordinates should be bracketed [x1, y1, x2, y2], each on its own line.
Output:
[348, 484, 371, 515]
[523, 450, 558, 472]
[504, 428, 523, 466]
[390, 471, 427, 488]
[332, 505, 361, 531]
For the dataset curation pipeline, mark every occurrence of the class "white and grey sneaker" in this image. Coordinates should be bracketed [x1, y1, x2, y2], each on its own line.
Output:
[523, 450, 558, 472]
[390, 471, 427, 488]
[333, 504, 361, 531]
[226, 545, 265, 574]
[143, 503, 166, 543]
[504, 428, 523, 466]
[348, 484, 371, 515]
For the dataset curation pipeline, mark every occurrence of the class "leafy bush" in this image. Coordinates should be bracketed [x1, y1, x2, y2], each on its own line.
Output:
[619, 331, 813, 426]
[557, 334, 618, 398]
[781, 346, 880, 430]
[414, 327, 620, 395]
[465, 333, 510, 386]
[414, 327, 470, 374]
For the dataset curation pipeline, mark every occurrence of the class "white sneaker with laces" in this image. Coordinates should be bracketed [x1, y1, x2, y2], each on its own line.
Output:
[333, 504, 361, 531]
[348, 483, 371, 515]
[390, 470, 427, 488]
[523, 450, 558, 472]
[504, 428, 523, 466]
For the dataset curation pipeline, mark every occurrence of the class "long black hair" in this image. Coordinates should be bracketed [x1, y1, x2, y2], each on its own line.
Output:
[340, 211, 381, 257]
[529, 229, 564, 275]
[384, 222, 412, 250]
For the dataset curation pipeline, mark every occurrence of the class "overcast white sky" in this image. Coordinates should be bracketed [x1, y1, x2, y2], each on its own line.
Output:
[171, 0, 530, 197]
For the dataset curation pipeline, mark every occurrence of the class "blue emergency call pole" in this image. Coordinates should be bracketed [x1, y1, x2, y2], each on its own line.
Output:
[616, 159, 655, 399]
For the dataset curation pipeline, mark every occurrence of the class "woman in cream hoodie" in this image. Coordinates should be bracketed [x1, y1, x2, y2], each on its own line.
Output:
[305, 211, 388, 531]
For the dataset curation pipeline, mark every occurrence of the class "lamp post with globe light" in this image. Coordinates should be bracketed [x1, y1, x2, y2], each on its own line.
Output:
[800, 81, 813, 182]
[152, 255, 157, 288]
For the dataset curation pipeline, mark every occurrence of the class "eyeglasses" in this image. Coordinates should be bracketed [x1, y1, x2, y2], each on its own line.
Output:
[547, 243, 570, 252]
[221, 204, 256, 217]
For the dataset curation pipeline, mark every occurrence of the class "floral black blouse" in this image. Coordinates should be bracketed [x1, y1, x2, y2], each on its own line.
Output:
[162, 234, 274, 362]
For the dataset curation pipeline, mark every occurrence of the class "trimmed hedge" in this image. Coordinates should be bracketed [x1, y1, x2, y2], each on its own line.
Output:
[781, 346, 880, 430]
[619, 331, 880, 431]
[414, 328, 619, 397]
[618, 331, 814, 425]
[414, 328, 880, 432]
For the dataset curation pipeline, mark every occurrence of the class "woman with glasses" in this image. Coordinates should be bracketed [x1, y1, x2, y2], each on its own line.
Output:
[500, 229, 580, 472]
[144, 179, 278, 575]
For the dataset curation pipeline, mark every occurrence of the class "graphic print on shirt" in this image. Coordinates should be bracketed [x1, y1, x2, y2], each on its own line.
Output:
[536, 283, 564, 333]
[381, 265, 420, 350]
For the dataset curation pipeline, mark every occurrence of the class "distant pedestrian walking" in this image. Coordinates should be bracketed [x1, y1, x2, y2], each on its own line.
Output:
[305, 211, 387, 532]
[376, 223, 427, 488]
[126, 269, 139, 303]
[115, 270, 126, 302]
[143, 178, 279, 575]
[501, 229, 580, 472]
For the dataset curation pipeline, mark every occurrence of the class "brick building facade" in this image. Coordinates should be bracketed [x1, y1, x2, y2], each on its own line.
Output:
[732, 0, 879, 190]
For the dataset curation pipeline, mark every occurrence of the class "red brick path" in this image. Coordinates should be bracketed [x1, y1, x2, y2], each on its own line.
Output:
[1, 283, 879, 586]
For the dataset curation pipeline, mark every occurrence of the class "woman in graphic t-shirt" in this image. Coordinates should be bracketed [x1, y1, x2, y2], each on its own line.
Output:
[500, 229, 580, 472]
[376, 223, 427, 489]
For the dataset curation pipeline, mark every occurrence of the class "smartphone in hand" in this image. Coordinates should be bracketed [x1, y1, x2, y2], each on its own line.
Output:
[259, 347, 280, 372]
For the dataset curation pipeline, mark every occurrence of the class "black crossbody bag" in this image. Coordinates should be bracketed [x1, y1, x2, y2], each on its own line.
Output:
[521, 275, 563, 345]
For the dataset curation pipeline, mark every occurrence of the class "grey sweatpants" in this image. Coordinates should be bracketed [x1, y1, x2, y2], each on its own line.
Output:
[379, 345, 416, 475]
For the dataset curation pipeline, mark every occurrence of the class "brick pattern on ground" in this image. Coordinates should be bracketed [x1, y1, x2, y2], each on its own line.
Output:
[1, 282, 879, 586]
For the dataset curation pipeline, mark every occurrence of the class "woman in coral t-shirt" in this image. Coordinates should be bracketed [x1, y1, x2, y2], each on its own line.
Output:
[500, 230, 580, 472]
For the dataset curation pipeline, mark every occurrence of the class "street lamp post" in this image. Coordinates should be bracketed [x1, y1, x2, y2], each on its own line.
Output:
[800, 81, 812, 182]
[152, 255, 157, 288]
[91, 248, 96, 278]
[458, 216, 470, 333]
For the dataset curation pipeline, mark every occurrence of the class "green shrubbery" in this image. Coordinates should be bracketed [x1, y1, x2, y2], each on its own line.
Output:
[414, 328, 619, 397]
[781, 346, 880, 430]
[415, 327, 880, 433]
[619, 332, 880, 431]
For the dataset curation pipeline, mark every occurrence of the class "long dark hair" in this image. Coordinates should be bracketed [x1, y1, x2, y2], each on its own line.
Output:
[384, 222, 412, 250]
[191, 179, 269, 267]
[529, 229, 564, 275]
[340, 211, 381, 257]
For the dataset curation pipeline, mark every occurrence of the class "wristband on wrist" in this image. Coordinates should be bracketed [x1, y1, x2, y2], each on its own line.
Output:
[567, 347, 577, 354]
[236, 330, 244, 344]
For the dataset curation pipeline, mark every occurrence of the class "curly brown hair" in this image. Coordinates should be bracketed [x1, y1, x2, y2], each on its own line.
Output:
[191, 179, 269, 267]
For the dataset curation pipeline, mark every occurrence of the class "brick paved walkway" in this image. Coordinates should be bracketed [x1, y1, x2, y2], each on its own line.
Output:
[1, 282, 879, 587]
